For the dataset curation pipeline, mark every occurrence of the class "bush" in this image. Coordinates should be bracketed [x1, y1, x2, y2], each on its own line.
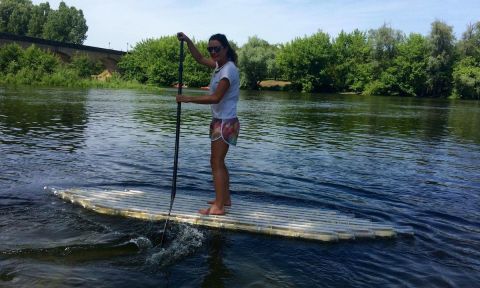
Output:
[0, 43, 23, 74]
[20, 45, 59, 74]
[363, 80, 386, 96]
[118, 36, 179, 86]
[41, 67, 82, 87]
[69, 53, 103, 78]
[452, 57, 480, 99]
[276, 31, 333, 92]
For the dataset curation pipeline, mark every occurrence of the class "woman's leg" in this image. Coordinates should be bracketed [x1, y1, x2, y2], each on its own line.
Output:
[200, 139, 230, 215]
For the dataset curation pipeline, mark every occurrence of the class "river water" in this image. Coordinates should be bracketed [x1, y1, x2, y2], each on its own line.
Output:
[0, 87, 479, 287]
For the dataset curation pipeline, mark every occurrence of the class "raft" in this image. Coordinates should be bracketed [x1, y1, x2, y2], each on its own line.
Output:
[52, 188, 413, 242]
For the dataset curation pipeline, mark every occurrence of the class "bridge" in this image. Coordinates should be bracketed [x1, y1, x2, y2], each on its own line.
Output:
[0, 32, 125, 71]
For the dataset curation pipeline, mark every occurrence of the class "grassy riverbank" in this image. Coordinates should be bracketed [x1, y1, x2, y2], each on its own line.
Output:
[0, 77, 166, 93]
[0, 43, 166, 93]
[0, 71, 164, 92]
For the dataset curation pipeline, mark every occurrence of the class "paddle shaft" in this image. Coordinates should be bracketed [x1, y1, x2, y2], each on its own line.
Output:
[160, 39, 184, 247]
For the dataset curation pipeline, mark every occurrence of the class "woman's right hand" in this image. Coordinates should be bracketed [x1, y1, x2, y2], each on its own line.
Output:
[177, 32, 188, 42]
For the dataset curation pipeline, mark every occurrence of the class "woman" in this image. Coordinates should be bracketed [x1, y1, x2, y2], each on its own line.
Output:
[176, 32, 240, 216]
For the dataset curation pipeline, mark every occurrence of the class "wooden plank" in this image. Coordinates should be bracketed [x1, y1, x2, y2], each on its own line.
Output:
[53, 188, 411, 242]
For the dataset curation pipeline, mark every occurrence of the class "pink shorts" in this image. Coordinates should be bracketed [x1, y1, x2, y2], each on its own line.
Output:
[209, 117, 240, 146]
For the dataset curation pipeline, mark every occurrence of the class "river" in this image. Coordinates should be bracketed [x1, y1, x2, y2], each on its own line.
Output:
[1, 87, 479, 287]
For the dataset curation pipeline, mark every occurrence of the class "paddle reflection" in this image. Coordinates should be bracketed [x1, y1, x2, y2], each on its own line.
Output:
[202, 232, 232, 288]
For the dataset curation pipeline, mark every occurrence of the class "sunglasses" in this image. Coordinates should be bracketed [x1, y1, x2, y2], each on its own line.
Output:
[207, 46, 223, 53]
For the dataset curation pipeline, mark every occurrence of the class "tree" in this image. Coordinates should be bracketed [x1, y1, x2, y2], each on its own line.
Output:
[182, 39, 211, 87]
[426, 20, 456, 97]
[368, 33, 431, 97]
[6, 2, 31, 35]
[119, 36, 180, 86]
[68, 53, 102, 78]
[276, 31, 333, 92]
[42, 1, 87, 44]
[237, 36, 277, 89]
[119, 36, 215, 87]
[367, 24, 404, 77]
[331, 29, 372, 92]
[0, 1, 87, 44]
[27, 2, 50, 37]
[452, 57, 480, 99]
[391, 33, 430, 96]
[0, 0, 32, 34]
[453, 22, 480, 99]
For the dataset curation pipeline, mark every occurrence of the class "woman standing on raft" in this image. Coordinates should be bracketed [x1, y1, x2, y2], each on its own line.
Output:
[176, 32, 240, 216]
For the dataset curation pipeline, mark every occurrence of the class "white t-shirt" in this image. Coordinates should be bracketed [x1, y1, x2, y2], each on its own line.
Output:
[209, 61, 240, 119]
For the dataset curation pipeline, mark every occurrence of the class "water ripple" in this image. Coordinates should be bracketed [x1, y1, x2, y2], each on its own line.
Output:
[1, 88, 479, 287]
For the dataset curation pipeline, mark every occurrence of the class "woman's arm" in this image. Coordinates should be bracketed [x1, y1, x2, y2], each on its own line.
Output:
[177, 32, 216, 69]
[177, 78, 230, 104]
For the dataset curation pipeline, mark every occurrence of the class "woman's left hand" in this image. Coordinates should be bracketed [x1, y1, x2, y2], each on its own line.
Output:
[176, 94, 187, 103]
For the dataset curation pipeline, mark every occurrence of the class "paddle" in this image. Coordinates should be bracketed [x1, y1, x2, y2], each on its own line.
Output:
[159, 39, 184, 247]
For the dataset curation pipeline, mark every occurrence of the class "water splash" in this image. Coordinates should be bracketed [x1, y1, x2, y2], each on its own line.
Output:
[127, 236, 152, 250]
[147, 224, 205, 267]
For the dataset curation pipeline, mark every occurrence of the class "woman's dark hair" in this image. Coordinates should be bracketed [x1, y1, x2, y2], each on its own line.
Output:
[209, 33, 238, 64]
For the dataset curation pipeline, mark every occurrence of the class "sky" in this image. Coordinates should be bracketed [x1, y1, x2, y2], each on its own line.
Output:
[32, 0, 480, 51]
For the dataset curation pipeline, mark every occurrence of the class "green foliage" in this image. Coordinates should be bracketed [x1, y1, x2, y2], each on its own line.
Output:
[119, 36, 211, 87]
[0, 42, 22, 73]
[393, 34, 430, 96]
[27, 2, 50, 37]
[2, 17, 480, 99]
[68, 53, 103, 78]
[21, 45, 59, 73]
[367, 24, 405, 80]
[182, 39, 211, 87]
[0, 0, 87, 44]
[452, 57, 480, 99]
[426, 20, 456, 97]
[5, 0, 31, 35]
[368, 24, 404, 62]
[331, 29, 372, 92]
[40, 66, 81, 86]
[237, 36, 277, 89]
[0, 43, 87, 87]
[0, 0, 31, 34]
[457, 21, 480, 62]
[119, 36, 178, 86]
[276, 31, 333, 92]
[42, 1, 88, 44]
[369, 33, 431, 97]
[453, 21, 480, 99]
[363, 80, 387, 96]
[0, 43, 165, 92]
[0, 43, 60, 81]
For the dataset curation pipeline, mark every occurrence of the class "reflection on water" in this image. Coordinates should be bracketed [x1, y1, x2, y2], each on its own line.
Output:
[0, 87, 479, 287]
[0, 88, 88, 152]
[201, 232, 231, 288]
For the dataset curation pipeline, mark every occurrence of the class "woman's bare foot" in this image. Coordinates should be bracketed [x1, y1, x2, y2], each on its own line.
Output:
[199, 205, 225, 215]
[207, 200, 231, 206]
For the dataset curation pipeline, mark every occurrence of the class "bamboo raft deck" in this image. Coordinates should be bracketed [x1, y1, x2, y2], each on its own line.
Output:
[53, 188, 413, 242]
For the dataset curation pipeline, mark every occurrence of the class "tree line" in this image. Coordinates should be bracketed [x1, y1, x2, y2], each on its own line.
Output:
[0, 1, 478, 100]
[120, 20, 480, 99]
[0, 0, 87, 44]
